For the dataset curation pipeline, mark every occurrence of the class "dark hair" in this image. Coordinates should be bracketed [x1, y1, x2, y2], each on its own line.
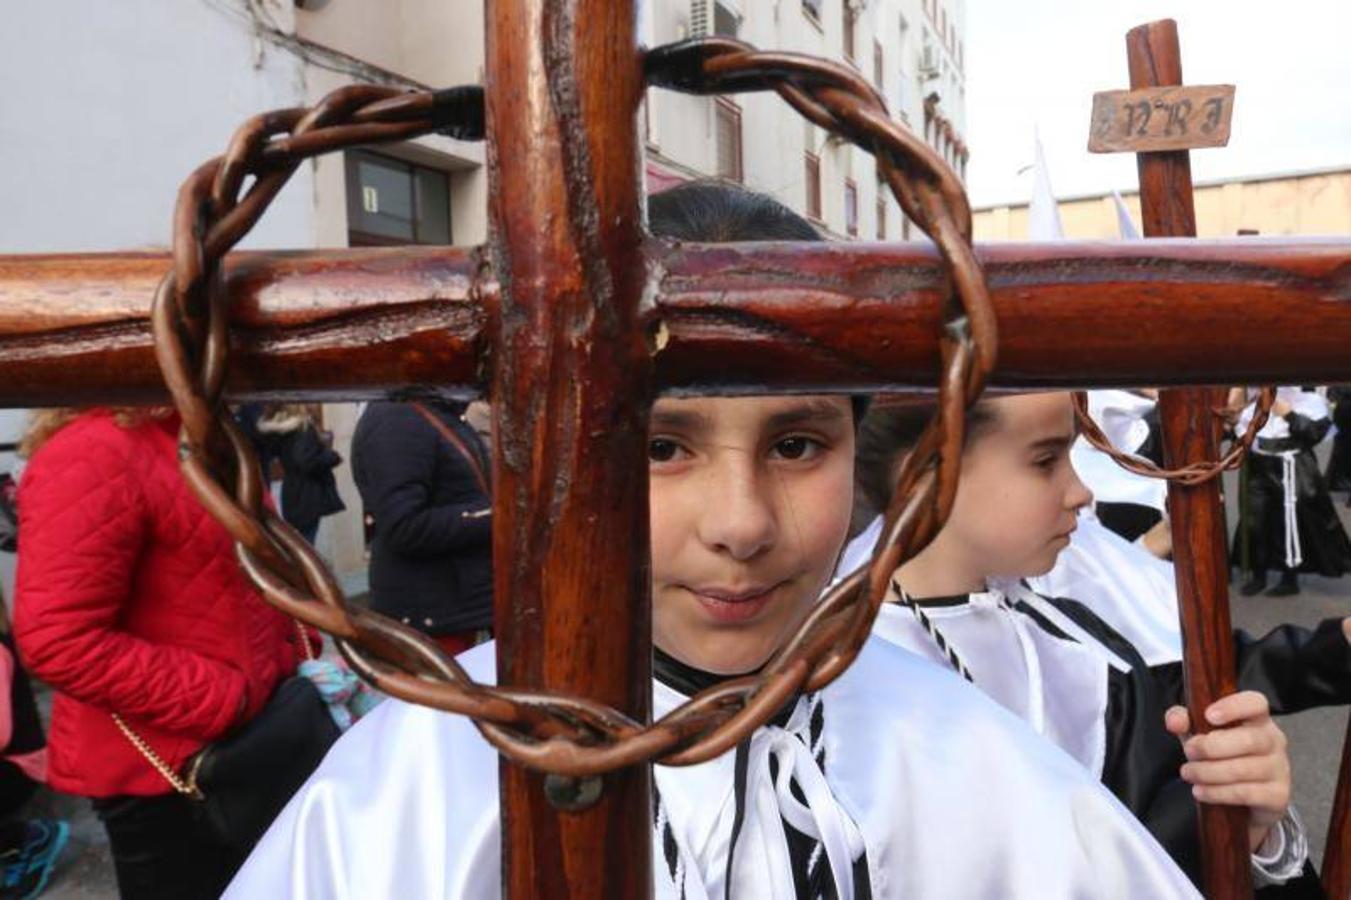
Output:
[648, 180, 823, 244]
[853, 400, 998, 528]
[646, 182, 868, 423]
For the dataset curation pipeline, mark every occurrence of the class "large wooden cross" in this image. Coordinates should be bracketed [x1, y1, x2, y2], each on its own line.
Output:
[0, 6, 1347, 899]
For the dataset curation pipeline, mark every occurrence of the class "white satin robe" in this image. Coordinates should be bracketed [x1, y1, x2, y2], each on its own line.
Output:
[1030, 513, 1183, 667]
[1070, 389, 1168, 515]
[226, 637, 1199, 899]
[839, 514, 1184, 668]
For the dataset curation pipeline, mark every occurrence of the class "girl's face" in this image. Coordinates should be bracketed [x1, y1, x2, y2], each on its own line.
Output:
[939, 392, 1093, 580]
[649, 395, 856, 675]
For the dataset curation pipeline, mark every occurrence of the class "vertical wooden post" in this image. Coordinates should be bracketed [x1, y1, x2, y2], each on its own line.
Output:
[1126, 19, 1252, 898]
[1327, 717, 1351, 898]
[485, 1, 653, 898]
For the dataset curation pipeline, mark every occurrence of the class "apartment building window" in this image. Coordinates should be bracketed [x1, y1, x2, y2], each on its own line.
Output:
[346, 150, 451, 246]
[844, 178, 858, 237]
[714, 1, 739, 37]
[802, 0, 823, 24]
[715, 98, 743, 183]
[873, 39, 884, 91]
[804, 152, 822, 220]
[843, 4, 856, 62]
[876, 196, 886, 240]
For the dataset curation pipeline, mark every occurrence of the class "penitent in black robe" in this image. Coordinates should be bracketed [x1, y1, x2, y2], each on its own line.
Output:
[1234, 407, 1351, 578]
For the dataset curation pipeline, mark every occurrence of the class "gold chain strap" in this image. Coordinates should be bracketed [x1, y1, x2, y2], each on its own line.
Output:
[111, 619, 317, 798]
[296, 619, 316, 662]
[110, 711, 203, 799]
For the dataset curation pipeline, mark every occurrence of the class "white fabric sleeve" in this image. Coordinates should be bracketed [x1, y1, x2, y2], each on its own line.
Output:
[1250, 805, 1310, 887]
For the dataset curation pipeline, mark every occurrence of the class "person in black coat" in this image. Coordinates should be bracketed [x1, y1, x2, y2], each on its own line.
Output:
[257, 405, 346, 544]
[351, 401, 492, 656]
[1325, 386, 1351, 496]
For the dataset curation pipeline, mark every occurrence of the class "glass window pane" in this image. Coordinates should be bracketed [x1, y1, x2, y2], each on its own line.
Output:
[415, 168, 451, 244]
[715, 102, 741, 182]
[714, 2, 738, 37]
[805, 154, 821, 219]
[355, 158, 414, 240]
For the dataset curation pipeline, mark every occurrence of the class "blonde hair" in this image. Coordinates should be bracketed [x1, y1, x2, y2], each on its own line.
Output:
[20, 407, 173, 458]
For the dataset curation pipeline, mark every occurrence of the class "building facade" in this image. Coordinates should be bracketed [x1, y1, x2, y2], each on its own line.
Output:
[973, 166, 1351, 240]
[643, 0, 968, 240]
[0, 0, 968, 597]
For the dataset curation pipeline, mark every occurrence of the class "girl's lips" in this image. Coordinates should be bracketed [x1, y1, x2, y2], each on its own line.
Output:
[687, 583, 785, 624]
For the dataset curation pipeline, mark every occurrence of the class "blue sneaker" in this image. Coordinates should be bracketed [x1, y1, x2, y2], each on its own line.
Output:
[0, 818, 69, 900]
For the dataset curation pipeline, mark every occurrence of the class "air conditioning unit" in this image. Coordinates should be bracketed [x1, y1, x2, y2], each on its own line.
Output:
[919, 43, 941, 80]
[690, 0, 711, 38]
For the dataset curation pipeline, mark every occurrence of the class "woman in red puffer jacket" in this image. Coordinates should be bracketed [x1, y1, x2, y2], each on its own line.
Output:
[13, 408, 311, 900]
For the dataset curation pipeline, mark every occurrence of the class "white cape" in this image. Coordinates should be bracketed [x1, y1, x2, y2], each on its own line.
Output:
[1070, 390, 1168, 513]
[1030, 513, 1183, 666]
[869, 585, 1123, 780]
[839, 514, 1183, 668]
[1238, 386, 1330, 442]
[227, 639, 1198, 899]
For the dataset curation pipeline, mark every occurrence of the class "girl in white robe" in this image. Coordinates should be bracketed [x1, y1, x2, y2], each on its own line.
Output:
[847, 392, 1346, 893]
[226, 184, 1201, 900]
[840, 503, 1184, 667]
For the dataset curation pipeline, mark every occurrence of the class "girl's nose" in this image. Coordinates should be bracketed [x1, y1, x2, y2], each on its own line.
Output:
[695, 458, 777, 561]
[1066, 468, 1094, 513]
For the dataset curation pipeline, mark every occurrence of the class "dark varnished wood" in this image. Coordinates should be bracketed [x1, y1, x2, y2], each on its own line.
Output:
[485, 0, 653, 897]
[1, 237, 1348, 407]
[1129, 19, 1251, 897]
[0, 248, 487, 406]
[1326, 716, 1351, 898]
[651, 237, 1351, 392]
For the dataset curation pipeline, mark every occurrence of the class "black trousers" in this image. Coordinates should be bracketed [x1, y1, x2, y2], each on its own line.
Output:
[92, 793, 246, 900]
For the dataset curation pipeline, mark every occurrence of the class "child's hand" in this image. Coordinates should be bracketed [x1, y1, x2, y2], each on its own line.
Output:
[1342, 616, 1350, 644]
[1164, 691, 1290, 852]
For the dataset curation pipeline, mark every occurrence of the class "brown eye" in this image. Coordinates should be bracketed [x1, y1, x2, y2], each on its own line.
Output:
[772, 436, 819, 460]
[649, 439, 680, 462]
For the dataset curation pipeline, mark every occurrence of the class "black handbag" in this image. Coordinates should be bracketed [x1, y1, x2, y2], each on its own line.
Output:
[113, 625, 341, 851]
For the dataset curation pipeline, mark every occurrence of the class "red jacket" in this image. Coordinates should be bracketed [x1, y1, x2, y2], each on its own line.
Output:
[14, 411, 309, 797]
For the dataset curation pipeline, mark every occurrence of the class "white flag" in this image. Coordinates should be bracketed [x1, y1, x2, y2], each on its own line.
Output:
[1111, 190, 1140, 239]
[1027, 132, 1064, 240]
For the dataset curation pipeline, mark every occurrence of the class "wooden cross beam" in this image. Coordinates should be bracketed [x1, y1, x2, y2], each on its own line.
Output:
[1092, 21, 1346, 895]
[0, 5, 1347, 899]
[2, 237, 1348, 406]
[1108, 21, 1251, 894]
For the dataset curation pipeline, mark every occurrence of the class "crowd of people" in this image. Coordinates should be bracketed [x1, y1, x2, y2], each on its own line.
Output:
[0, 182, 1346, 898]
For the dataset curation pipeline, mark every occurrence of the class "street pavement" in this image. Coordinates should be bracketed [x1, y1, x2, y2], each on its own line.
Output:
[28, 509, 1351, 897]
